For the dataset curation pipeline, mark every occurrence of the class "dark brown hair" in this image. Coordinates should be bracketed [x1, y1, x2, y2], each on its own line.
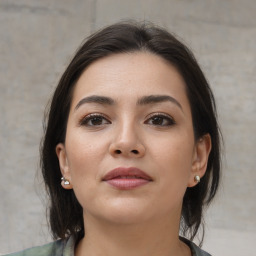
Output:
[41, 21, 221, 245]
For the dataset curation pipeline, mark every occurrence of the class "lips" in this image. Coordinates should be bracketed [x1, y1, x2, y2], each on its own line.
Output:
[102, 167, 152, 190]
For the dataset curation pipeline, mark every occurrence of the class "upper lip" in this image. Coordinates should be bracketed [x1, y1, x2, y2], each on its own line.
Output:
[102, 167, 153, 181]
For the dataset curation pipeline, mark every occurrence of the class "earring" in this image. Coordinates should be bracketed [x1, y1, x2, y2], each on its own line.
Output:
[194, 175, 200, 183]
[61, 176, 70, 185]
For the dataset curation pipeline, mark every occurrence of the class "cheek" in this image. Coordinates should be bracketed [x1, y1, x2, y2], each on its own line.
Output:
[65, 138, 105, 208]
[152, 131, 194, 162]
[66, 132, 105, 166]
[65, 133, 108, 190]
[150, 133, 194, 183]
[152, 141, 193, 209]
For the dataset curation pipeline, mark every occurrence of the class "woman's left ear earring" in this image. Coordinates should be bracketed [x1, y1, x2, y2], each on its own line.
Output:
[194, 175, 200, 184]
[61, 176, 70, 185]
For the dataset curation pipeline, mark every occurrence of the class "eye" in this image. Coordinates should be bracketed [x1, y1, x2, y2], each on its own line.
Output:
[145, 113, 175, 126]
[79, 114, 111, 127]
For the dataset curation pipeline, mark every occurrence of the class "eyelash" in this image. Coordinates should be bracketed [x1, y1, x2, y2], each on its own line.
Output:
[79, 113, 111, 127]
[79, 113, 175, 127]
[145, 113, 176, 127]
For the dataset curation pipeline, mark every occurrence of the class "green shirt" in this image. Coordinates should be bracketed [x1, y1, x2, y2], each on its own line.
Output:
[5, 236, 211, 256]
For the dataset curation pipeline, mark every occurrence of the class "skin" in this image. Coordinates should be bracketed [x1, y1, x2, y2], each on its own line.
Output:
[56, 52, 211, 256]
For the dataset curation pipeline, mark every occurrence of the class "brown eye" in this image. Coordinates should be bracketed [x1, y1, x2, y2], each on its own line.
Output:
[80, 114, 111, 127]
[145, 114, 175, 126]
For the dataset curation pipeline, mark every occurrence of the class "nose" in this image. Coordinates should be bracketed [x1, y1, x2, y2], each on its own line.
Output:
[109, 124, 146, 158]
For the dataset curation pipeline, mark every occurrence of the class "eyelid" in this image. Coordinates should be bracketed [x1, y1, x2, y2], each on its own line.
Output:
[78, 112, 111, 126]
[146, 112, 174, 120]
[145, 112, 176, 125]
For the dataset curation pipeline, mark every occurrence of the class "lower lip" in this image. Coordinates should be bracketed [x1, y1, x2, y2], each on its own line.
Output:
[104, 178, 150, 190]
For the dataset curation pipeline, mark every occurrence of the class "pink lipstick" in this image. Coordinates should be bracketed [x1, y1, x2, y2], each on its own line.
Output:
[102, 167, 152, 190]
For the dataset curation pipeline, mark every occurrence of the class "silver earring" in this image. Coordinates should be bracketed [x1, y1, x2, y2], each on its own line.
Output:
[61, 176, 70, 185]
[194, 175, 200, 183]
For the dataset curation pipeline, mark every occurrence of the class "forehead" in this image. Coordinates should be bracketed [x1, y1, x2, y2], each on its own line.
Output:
[71, 52, 190, 110]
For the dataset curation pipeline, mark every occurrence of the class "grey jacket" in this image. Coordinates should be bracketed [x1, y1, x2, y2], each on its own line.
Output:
[5, 236, 211, 256]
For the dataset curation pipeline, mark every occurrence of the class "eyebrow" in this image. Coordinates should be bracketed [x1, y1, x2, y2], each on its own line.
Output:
[75, 95, 115, 110]
[75, 94, 183, 111]
[137, 95, 183, 111]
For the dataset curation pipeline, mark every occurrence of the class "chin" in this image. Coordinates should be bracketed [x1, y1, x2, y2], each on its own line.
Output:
[103, 211, 150, 225]
[90, 199, 153, 225]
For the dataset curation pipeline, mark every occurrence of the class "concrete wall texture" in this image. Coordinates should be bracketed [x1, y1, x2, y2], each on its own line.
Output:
[0, 0, 255, 255]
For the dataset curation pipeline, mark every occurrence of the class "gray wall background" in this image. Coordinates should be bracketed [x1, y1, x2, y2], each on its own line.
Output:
[0, 0, 255, 255]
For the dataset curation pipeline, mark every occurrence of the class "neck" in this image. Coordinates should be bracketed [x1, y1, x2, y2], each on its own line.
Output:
[75, 212, 191, 256]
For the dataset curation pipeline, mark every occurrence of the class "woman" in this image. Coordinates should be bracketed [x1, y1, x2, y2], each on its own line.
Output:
[7, 21, 221, 256]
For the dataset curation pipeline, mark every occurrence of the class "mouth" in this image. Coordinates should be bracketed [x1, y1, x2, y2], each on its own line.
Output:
[102, 167, 153, 190]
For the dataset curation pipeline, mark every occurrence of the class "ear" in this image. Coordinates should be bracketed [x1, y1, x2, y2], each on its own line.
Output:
[188, 134, 212, 187]
[56, 143, 73, 189]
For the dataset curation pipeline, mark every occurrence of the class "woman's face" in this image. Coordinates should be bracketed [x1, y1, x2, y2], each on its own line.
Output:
[56, 52, 210, 225]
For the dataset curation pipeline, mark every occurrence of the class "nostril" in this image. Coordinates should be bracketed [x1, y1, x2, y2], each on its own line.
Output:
[113, 149, 140, 155]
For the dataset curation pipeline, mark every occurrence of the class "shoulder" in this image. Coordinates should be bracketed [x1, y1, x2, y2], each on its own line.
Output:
[180, 237, 212, 256]
[3, 237, 75, 256]
[189, 241, 212, 256]
[3, 240, 65, 256]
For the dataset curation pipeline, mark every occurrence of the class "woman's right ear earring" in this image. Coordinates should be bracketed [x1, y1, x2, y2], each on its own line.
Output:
[61, 176, 70, 185]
